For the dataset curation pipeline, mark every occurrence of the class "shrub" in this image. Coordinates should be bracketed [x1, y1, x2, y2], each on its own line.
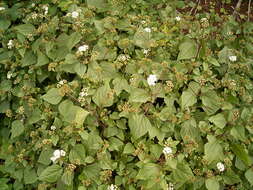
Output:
[0, 0, 253, 189]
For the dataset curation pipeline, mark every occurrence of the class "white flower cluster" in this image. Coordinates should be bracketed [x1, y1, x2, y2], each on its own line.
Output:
[108, 184, 118, 190]
[0, 7, 5, 11]
[163, 146, 173, 155]
[57, 79, 67, 88]
[175, 16, 181, 21]
[78, 87, 89, 103]
[117, 54, 130, 62]
[143, 49, 150, 55]
[77, 45, 89, 54]
[7, 40, 14, 49]
[71, 11, 79, 19]
[216, 162, 225, 172]
[167, 183, 174, 190]
[144, 27, 151, 33]
[50, 149, 66, 163]
[229, 55, 237, 62]
[147, 74, 158, 86]
[42, 5, 48, 15]
[50, 125, 56, 131]
[7, 71, 12, 79]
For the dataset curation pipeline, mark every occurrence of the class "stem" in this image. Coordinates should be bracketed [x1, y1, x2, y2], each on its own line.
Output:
[248, 0, 252, 22]
[233, 0, 243, 17]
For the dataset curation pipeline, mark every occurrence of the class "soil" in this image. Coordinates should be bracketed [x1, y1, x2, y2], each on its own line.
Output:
[178, 0, 253, 21]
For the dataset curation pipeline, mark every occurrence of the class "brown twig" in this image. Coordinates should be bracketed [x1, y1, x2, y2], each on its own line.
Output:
[248, 0, 252, 22]
[233, 0, 243, 17]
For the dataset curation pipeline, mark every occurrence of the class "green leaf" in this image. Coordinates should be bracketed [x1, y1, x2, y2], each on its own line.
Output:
[205, 177, 219, 190]
[136, 163, 161, 180]
[41, 88, 63, 105]
[113, 77, 131, 95]
[87, 0, 108, 10]
[180, 119, 202, 144]
[92, 82, 114, 107]
[201, 90, 221, 115]
[24, 167, 37, 185]
[61, 170, 74, 186]
[129, 88, 150, 103]
[39, 165, 63, 183]
[204, 135, 224, 163]
[69, 144, 86, 165]
[230, 143, 251, 166]
[15, 24, 35, 36]
[0, 18, 11, 30]
[230, 125, 246, 141]
[172, 162, 194, 183]
[207, 56, 220, 66]
[38, 149, 53, 165]
[75, 107, 89, 127]
[11, 120, 24, 139]
[66, 32, 82, 50]
[21, 50, 37, 67]
[245, 168, 253, 186]
[133, 28, 155, 49]
[123, 143, 135, 154]
[128, 113, 152, 139]
[74, 63, 87, 77]
[36, 52, 49, 66]
[177, 39, 198, 60]
[208, 113, 227, 129]
[181, 90, 196, 109]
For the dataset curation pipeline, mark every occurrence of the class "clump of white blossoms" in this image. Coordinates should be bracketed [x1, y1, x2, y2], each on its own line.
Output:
[7, 71, 12, 79]
[175, 16, 181, 21]
[144, 27, 151, 33]
[57, 79, 67, 88]
[147, 74, 158, 86]
[7, 40, 14, 49]
[117, 54, 130, 62]
[167, 183, 174, 190]
[50, 125, 56, 131]
[42, 5, 48, 15]
[216, 162, 225, 172]
[108, 184, 118, 190]
[77, 45, 89, 54]
[143, 49, 150, 56]
[78, 87, 89, 103]
[50, 149, 66, 163]
[71, 11, 79, 19]
[0, 7, 5, 11]
[229, 55, 237, 62]
[163, 146, 173, 156]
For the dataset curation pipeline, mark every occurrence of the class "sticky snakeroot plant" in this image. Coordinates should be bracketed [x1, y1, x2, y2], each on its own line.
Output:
[1, 0, 253, 190]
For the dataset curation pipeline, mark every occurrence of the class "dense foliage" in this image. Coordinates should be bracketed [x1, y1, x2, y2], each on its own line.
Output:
[0, 0, 253, 189]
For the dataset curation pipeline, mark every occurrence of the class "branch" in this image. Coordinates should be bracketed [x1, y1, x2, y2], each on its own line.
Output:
[233, 0, 243, 17]
[248, 0, 252, 22]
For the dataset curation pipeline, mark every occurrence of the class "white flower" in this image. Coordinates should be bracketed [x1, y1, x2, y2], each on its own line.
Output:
[53, 149, 61, 158]
[147, 74, 157, 86]
[143, 49, 150, 55]
[71, 11, 79, 18]
[42, 5, 48, 15]
[31, 3, 35, 7]
[0, 7, 5, 11]
[7, 71, 12, 79]
[50, 125, 56, 131]
[141, 20, 146, 24]
[168, 183, 174, 190]
[118, 54, 130, 62]
[60, 150, 66, 157]
[79, 91, 88, 97]
[7, 40, 14, 49]
[163, 146, 173, 155]
[108, 184, 118, 190]
[78, 45, 89, 52]
[175, 16, 181, 21]
[229, 55, 237, 62]
[217, 162, 225, 172]
[144, 27, 151, 33]
[50, 156, 58, 163]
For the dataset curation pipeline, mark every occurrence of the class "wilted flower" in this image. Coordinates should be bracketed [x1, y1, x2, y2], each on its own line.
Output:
[229, 55, 237, 62]
[7, 40, 14, 49]
[108, 184, 118, 190]
[144, 27, 151, 33]
[143, 49, 150, 55]
[79, 91, 88, 97]
[163, 146, 173, 155]
[168, 183, 174, 190]
[60, 150, 66, 157]
[147, 74, 157, 86]
[78, 45, 89, 52]
[117, 54, 130, 62]
[175, 16, 181, 21]
[71, 11, 79, 18]
[0, 7, 5, 11]
[200, 17, 208, 22]
[141, 20, 146, 24]
[217, 162, 225, 172]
